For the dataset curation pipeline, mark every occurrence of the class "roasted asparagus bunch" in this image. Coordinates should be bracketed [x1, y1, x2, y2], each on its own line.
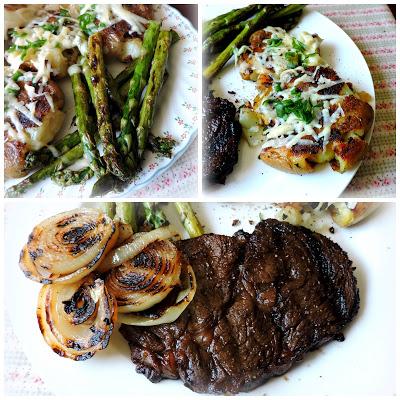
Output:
[6, 21, 180, 197]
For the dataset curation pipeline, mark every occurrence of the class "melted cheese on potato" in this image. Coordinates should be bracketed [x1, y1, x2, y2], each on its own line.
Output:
[238, 27, 351, 150]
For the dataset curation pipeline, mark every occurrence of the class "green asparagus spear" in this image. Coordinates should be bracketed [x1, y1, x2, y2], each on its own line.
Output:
[267, 4, 305, 20]
[119, 21, 160, 169]
[174, 202, 204, 238]
[5, 143, 84, 197]
[24, 130, 81, 170]
[142, 202, 168, 229]
[99, 202, 116, 218]
[136, 30, 173, 161]
[116, 202, 137, 232]
[105, 69, 124, 109]
[203, 20, 247, 55]
[70, 72, 105, 176]
[203, 6, 285, 80]
[52, 166, 94, 186]
[203, 4, 260, 36]
[87, 33, 129, 181]
[115, 59, 138, 88]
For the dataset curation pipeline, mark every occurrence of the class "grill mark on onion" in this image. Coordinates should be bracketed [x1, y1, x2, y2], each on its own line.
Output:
[37, 275, 116, 360]
[20, 209, 118, 284]
[56, 214, 79, 228]
[106, 240, 182, 312]
[61, 222, 97, 244]
[62, 286, 96, 324]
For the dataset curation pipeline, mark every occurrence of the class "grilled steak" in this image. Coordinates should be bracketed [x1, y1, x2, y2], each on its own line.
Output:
[120, 219, 359, 394]
[202, 94, 242, 184]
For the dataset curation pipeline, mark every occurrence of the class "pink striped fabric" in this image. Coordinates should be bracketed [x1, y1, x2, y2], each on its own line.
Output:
[309, 4, 396, 197]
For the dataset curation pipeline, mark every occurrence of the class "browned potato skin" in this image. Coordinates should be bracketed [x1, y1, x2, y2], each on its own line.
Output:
[100, 5, 154, 62]
[260, 95, 373, 174]
[4, 80, 65, 178]
[4, 139, 29, 178]
[260, 146, 316, 174]
[329, 202, 379, 227]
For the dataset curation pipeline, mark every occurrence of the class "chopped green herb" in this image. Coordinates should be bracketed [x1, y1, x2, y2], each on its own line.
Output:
[12, 70, 23, 82]
[285, 51, 300, 69]
[59, 8, 70, 17]
[6, 88, 20, 95]
[78, 10, 98, 36]
[291, 87, 301, 98]
[9, 29, 28, 39]
[41, 23, 59, 34]
[8, 39, 47, 60]
[292, 37, 306, 52]
[274, 98, 315, 124]
[267, 37, 283, 47]
[274, 82, 282, 92]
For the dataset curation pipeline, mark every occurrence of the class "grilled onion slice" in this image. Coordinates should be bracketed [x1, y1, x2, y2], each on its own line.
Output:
[118, 263, 196, 326]
[20, 208, 118, 284]
[97, 226, 179, 273]
[106, 240, 182, 313]
[37, 274, 116, 361]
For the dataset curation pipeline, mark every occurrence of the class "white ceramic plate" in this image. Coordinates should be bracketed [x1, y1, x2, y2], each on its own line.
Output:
[4, 202, 395, 396]
[203, 5, 375, 200]
[5, 5, 198, 198]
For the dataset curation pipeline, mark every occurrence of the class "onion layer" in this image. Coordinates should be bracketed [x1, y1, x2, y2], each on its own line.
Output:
[37, 274, 116, 361]
[106, 240, 182, 313]
[20, 208, 118, 284]
[97, 226, 179, 273]
[118, 263, 196, 326]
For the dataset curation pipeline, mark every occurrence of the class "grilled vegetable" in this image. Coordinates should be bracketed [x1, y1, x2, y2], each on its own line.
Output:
[52, 166, 94, 186]
[119, 21, 161, 171]
[24, 130, 81, 170]
[116, 202, 137, 232]
[137, 30, 174, 160]
[118, 262, 196, 326]
[115, 59, 138, 87]
[106, 239, 181, 313]
[70, 72, 105, 175]
[19, 208, 118, 284]
[203, 4, 260, 36]
[203, 5, 305, 80]
[175, 202, 204, 238]
[98, 225, 179, 273]
[37, 274, 116, 361]
[87, 33, 128, 181]
[6, 143, 84, 198]
[142, 202, 168, 230]
[203, 20, 247, 55]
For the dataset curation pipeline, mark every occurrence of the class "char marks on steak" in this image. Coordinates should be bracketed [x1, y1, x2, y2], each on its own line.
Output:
[120, 219, 359, 394]
[202, 94, 242, 184]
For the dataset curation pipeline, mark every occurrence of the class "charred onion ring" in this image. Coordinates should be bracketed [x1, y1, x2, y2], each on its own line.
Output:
[20, 208, 118, 284]
[37, 274, 116, 361]
[97, 226, 179, 273]
[105, 240, 182, 313]
[118, 263, 196, 326]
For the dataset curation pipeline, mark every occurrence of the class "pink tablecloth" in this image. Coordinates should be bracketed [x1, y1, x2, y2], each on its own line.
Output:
[308, 4, 396, 197]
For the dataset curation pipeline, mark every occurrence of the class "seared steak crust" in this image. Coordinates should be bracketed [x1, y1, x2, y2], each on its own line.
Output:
[120, 219, 359, 394]
[202, 94, 242, 184]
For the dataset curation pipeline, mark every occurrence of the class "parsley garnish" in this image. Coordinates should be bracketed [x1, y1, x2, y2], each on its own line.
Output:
[8, 39, 47, 60]
[292, 37, 306, 52]
[267, 37, 283, 47]
[274, 98, 315, 124]
[42, 23, 59, 34]
[59, 8, 70, 17]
